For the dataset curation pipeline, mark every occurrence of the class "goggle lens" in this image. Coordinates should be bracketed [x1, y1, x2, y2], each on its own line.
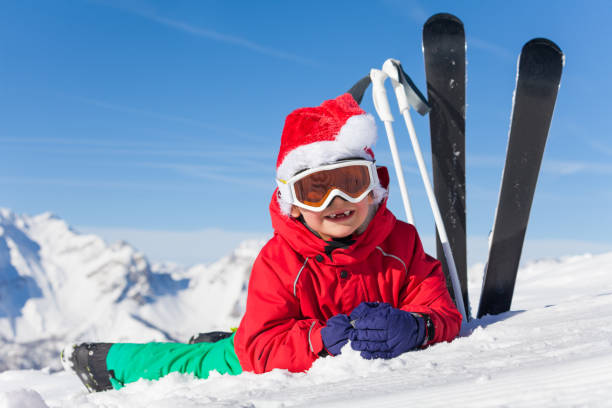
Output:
[293, 165, 372, 207]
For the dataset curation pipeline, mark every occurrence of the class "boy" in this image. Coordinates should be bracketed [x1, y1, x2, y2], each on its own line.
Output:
[62, 93, 462, 391]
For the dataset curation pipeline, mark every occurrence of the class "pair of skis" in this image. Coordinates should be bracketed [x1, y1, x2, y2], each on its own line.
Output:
[424, 14, 563, 318]
[349, 13, 563, 320]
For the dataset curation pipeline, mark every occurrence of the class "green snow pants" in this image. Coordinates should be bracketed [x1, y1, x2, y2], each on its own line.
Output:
[105, 333, 242, 390]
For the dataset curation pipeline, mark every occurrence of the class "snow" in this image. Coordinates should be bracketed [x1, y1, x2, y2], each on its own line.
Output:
[1, 209, 612, 407]
[0, 209, 263, 371]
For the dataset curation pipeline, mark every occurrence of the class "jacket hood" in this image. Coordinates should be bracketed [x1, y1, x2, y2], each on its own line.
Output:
[269, 166, 396, 266]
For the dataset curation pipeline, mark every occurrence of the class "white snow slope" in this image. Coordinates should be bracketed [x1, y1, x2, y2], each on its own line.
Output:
[0, 209, 261, 372]
[1, 209, 612, 407]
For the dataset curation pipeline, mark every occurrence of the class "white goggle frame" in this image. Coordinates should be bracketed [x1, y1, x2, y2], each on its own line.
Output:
[276, 160, 379, 212]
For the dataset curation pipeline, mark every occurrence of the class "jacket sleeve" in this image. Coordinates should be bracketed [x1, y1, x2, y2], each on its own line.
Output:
[397, 226, 462, 346]
[234, 247, 324, 374]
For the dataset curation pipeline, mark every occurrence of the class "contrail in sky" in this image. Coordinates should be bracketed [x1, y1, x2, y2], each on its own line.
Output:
[100, 1, 320, 67]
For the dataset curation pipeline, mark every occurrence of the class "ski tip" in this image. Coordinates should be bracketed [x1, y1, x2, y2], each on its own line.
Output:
[519, 37, 564, 82]
[424, 13, 464, 28]
[523, 38, 563, 56]
[423, 13, 465, 41]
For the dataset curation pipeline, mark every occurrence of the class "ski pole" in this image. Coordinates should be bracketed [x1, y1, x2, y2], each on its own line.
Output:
[370, 68, 415, 225]
[382, 59, 468, 323]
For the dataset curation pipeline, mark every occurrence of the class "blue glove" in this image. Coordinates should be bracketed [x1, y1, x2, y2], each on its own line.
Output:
[321, 314, 354, 356]
[348, 302, 426, 359]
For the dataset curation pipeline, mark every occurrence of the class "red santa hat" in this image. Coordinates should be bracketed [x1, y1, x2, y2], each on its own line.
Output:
[276, 93, 387, 214]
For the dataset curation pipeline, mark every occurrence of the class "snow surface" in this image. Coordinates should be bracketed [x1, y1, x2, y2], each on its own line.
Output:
[1, 209, 612, 407]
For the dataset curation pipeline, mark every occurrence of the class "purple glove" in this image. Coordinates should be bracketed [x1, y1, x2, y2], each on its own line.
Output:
[321, 314, 354, 356]
[349, 302, 426, 359]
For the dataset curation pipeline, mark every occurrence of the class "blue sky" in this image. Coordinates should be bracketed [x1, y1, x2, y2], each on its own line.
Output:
[1, 0, 611, 265]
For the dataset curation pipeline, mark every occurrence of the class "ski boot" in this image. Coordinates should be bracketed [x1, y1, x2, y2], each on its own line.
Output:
[61, 343, 114, 392]
[188, 331, 233, 344]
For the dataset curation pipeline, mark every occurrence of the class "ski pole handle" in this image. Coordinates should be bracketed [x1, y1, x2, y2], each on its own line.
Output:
[370, 69, 415, 225]
[383, 59, 412, 114]
[370, 69, 393, 122]
[382, 59, 431, 116]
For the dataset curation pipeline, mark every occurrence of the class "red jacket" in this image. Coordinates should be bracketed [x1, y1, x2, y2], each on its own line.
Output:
[234, 168, 462, 373]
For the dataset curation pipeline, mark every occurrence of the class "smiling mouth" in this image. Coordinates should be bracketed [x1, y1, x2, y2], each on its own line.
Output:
[325, 210, 353, 220]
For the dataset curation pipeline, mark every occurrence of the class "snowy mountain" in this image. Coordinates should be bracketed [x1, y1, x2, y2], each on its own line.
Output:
[0, 209, 264, 371]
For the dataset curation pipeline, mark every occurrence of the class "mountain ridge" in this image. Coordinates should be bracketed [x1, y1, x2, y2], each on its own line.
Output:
[0, 208, 264, 371]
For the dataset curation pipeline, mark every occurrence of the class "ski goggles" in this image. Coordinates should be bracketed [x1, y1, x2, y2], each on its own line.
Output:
[276, 160, 379, 212]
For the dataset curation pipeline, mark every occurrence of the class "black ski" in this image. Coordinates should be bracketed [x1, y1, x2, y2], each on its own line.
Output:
[477, 38, 563, 318]
[422, 13, 469, 313]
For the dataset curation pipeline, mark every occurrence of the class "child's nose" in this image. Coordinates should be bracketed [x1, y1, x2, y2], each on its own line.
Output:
[328, 196, 348, 208]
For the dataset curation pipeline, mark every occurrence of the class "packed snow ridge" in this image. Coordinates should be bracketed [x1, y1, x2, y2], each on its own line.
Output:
[0, 209, 264, 372]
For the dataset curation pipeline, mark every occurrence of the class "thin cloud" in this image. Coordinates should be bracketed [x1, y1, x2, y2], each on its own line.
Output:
[137, 161, 272, 175]
[145, 162, 272, 189]
[0, 136, 174, 149]
[0, 176, 201, 192]
[104, 2, 319, 67]
[0, 137, 274, 159]
[380, 0, 429, 24]
[587, 139, 612, 157]
[543, 159, 612, 175]
[0, 174, 270, 191]
[180, 171, 271, 190]
[469, 36, 515, 62]
[74, 96, 257, 141]
[466, 154, 612, 175]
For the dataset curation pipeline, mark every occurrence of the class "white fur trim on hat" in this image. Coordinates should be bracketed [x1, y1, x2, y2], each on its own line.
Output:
[276, 113, 377, 182]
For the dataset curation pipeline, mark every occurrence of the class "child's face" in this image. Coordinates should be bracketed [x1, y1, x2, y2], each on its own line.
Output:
[290, 194, 374, 241]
